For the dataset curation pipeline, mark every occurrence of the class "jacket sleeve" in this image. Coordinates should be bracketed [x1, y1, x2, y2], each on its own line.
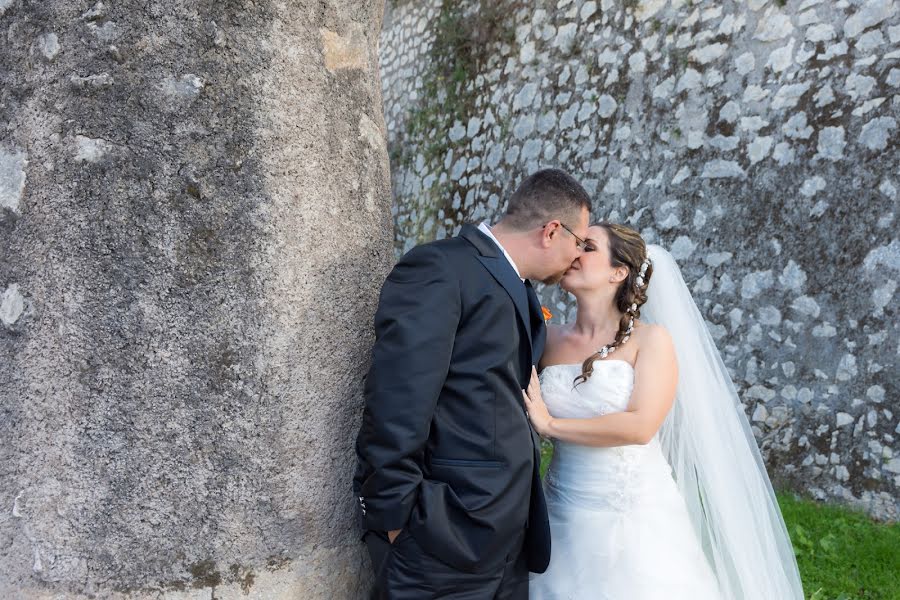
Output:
[354, 244, 461, 532]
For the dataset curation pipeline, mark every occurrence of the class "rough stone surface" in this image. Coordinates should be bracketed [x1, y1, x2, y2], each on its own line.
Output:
[0, 147, 27, 214]
[381, 0, 899, 521]
[1, 0, 393, 597]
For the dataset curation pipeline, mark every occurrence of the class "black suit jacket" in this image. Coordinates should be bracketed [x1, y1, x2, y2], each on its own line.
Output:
[353, 224, 551, 574]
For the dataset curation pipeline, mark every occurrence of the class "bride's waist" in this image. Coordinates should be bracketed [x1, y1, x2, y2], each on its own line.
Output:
[543, 442, 679, 508]
[551, 438, 664, 459]
[546, 440, 671, 482]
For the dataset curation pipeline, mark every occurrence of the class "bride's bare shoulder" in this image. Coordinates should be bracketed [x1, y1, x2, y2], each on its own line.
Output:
[632, 321, 674, 350]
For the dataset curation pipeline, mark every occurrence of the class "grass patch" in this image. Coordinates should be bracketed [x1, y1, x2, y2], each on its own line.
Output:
[539, 446, 899, 599]
[777, 491, 900, 600]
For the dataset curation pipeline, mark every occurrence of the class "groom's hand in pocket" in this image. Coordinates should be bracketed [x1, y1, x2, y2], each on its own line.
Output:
[387, 528, 402, 544]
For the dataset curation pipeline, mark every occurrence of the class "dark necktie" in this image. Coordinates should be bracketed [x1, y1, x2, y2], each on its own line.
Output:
[524, 280, 547, 363]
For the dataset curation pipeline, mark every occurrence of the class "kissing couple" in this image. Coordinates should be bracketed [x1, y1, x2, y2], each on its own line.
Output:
[353, 169, 805, 599]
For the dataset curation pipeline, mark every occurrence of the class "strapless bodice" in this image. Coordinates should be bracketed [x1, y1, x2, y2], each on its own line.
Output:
[540, 359, 636, 418]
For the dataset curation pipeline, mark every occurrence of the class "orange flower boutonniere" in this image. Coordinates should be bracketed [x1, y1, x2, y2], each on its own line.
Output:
[541, 306, 553, 321]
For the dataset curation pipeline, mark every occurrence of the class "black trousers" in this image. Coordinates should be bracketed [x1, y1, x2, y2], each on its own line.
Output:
[364, 529, 529, 600]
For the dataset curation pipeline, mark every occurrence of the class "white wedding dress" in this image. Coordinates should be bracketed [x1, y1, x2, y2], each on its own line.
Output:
[529, 359, 722, 599]
[529, 245, 804, 600]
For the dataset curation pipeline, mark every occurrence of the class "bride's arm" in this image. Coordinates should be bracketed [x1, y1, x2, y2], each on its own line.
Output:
[524, 325, 678, 447]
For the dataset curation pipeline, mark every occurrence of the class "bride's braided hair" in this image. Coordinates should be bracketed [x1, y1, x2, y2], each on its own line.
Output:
[575, 223, 653, 386]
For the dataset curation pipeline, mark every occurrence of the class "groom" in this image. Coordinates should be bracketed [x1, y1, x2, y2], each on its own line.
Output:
[353, 168, 591, 598]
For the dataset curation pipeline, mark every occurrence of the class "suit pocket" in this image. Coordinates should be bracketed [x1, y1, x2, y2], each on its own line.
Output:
[422, 458, 506, 515]
[429, 458, 504, 468]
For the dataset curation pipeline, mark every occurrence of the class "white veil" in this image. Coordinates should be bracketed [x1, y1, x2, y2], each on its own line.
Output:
[641, 245, 804, 600]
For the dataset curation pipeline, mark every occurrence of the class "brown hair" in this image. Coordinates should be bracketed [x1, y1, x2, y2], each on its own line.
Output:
[575, 222, 653, 386]
[503, 169, 592, 231]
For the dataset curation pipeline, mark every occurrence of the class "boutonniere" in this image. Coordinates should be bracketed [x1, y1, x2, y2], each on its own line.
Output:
[541, 306, 553, 322]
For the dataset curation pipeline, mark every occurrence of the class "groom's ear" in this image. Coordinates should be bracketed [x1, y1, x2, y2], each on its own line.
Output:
[540, 221, 558, 248]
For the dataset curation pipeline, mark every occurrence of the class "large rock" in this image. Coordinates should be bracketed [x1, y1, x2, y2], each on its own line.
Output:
[0, 0, 393, 597]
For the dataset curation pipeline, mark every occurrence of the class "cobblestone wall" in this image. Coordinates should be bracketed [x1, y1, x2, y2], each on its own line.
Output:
[379, 0, 899, 519]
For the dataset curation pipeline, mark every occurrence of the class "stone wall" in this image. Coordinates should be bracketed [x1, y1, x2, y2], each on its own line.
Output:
[0, 0, 393, 597]
[380, 0, 899, 519]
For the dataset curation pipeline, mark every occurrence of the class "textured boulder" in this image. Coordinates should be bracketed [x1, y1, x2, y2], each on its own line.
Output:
[0, 0, 393, 597]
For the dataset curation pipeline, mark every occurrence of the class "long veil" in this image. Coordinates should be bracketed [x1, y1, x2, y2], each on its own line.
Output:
[641, 245, 804, 600]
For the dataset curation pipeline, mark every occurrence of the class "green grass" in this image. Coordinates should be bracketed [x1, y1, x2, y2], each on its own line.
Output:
[539, 446, 899, 599]
[540, 439, 553, 477]
[777, 492, 900, 600]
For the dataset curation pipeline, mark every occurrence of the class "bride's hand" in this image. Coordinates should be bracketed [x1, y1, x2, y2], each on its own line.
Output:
[523, 366, 553, 437]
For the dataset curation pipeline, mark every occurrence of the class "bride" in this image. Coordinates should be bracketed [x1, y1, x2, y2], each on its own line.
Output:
[524, 223, 804, 599]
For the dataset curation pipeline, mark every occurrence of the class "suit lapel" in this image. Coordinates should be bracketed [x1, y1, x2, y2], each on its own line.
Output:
[460, 225, 534, 369]
[476, 255, 533, 345]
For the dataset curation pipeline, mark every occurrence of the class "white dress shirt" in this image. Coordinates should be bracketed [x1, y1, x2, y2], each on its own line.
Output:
[478, 221, 525, 282]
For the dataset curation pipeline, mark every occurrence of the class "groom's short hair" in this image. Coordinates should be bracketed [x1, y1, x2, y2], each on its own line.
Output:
[503, 169, 592, 231]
